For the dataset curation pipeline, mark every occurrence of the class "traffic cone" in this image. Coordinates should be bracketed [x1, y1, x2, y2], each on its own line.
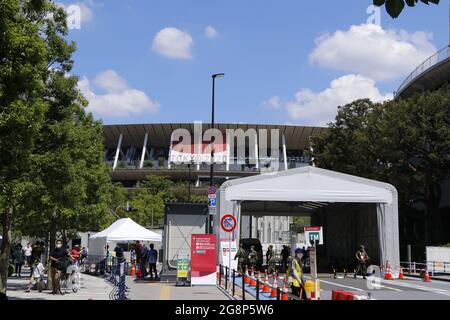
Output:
[130, 263, 136, 276]
[257, 272, 264, 291]
[398, 267, 404, 280]
[244, 266, 250, 284]
[249, 268, 256, 287]
[384, 261, 393, 280]
[424, 270, 431, 283]
[281, 277, 289, 300]
[263, 271, 270, 293]
[270, 273, 278, 298]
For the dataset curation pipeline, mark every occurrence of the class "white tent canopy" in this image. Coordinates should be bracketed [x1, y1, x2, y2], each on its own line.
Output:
[215, 166, 400, 276]
[89, 218, 162, 258]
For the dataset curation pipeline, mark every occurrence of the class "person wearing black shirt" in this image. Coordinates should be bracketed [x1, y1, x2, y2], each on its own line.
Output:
[49, 240, 68, 294]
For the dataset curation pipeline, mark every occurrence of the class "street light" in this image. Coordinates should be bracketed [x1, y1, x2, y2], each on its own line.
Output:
[208, 73, 225, 233]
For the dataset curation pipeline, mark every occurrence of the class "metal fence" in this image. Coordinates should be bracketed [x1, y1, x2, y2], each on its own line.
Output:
[217, 265, 301, 301]
[401, 261, 450, 276]
[395, 45, 450, 97]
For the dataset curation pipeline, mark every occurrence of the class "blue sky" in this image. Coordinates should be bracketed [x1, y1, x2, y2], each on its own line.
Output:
[61, 0, 449, 126]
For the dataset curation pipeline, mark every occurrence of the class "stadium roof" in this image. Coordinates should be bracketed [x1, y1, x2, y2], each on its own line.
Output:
[103, 123, 326, 150]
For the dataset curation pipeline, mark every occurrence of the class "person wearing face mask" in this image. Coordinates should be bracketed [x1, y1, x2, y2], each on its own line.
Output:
[49, 240, 68, 294]
[287, 248, 306, 300]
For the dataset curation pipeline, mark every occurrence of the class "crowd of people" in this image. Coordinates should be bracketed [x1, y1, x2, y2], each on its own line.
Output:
[9, 240, 89, 294]
[129, 240, 159, 280]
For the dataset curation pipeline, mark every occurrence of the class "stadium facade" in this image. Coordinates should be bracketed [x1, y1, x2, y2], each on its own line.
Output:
[103, 123, 326, 244]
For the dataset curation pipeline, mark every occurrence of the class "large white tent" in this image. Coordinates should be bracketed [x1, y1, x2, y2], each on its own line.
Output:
[89, 218, 162, 258]
[215, 166, 400, 276]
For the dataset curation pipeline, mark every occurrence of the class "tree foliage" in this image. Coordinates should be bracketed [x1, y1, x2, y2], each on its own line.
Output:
[311, 87, 450, 246]
[373, 0, 440, 18]
[0, 0, 112, 293]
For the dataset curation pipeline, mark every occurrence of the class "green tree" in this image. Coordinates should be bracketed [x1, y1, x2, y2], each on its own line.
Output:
[311, 88, 450, 246]
[0, 0, 61, 294]
[375, 88, 450, 245]
[129, 190, 165, 228]
[141, 175, 174, 195]
[373, 0, 440, 18]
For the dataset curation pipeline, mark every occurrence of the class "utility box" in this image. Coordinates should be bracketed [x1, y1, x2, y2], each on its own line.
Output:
[160, 202, 208, 282]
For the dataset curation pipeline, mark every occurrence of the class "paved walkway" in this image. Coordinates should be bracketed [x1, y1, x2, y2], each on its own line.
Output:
[6, 268, 231, 300]
[126, 276, 230, 300]
[6, 267, 114, 300]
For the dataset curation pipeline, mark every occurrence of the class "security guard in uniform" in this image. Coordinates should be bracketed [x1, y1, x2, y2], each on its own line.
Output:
[354, 244, 370, 279]
[287, 248, 306, 299]
[249, 246, 258, 270]
[234, 243, 246, 273]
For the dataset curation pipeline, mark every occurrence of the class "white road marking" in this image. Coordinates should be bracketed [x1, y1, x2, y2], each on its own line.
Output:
[315, 279, 365, 292]
[380, 279, 450, 297]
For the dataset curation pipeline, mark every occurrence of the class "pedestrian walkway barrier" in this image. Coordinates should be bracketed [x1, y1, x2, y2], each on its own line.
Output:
[108, 257, 130, 300]
[217, 265, 302, 301]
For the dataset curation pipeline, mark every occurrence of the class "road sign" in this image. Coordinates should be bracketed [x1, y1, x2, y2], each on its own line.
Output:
[221, 214, 236, 233]
[208, 194, 217, 208]
[304, 226, 323, 246]
[208, 185, 217, 195]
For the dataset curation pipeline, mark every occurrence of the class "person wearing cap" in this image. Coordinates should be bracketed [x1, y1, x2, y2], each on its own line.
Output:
[354, 244, 370, 279]
[287, 248, 306, 299]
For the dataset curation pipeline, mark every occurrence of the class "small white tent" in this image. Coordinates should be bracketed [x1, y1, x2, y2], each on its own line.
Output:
[89, 218, 162, 258]
[215, 166, 400, 276]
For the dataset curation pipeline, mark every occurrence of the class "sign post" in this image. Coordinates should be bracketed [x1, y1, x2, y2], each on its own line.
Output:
[304, 226, 323, 300]
[221, 214, 237, 289]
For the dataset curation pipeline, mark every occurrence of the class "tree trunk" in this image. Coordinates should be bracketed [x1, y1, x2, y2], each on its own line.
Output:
[0, 207, 13, 294]
[48, 219, 57, 291]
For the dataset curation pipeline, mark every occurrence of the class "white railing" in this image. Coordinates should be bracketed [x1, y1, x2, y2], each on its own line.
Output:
[395, 46, 450, 97]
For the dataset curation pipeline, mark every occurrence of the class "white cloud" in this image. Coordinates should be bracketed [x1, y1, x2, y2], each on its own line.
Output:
[151, 27, 193, 60]
[77, 2, 94, 23]
[79, 70, 160, 118]
[205, 26, 218, 39]
[309, 24, 436, 81]
[262, 96, 281, 109]
[284, 74, 392, 126]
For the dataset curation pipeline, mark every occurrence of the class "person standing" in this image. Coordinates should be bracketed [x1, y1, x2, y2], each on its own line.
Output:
[248, 246, 258, 270]
[134, 240, 142, 266]
[287, 248, 306, 300]
[234, 244, 246, 273]
[24, 243, 32, 267]
[354, 244, 370, 279]
[140, 244, 149, 278]
[280, 245, 289, 271]
[265, 245, 274, 266]
[13, 244, 25, 277]
[148, 243, 158, 279]
[49, 240, 68, 294]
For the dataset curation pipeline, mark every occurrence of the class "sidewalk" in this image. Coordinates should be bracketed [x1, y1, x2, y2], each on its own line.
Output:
[6, 267, 114, 300]
[126, 276, 231, 300]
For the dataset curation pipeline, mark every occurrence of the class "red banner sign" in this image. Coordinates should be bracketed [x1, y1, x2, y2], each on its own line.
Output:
[191, 234, 217, 285]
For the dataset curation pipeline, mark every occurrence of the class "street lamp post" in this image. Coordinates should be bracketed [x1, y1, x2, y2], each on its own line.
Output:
[208, 73, 225, 233]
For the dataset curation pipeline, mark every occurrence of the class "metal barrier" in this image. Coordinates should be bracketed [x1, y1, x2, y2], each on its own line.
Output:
[401, 261, 450, 276]
[107, 257, 130, 300]
[217, 265, 301, 301]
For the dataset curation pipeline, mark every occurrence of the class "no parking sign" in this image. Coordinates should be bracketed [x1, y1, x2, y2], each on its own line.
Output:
[221, 214, 236, 233]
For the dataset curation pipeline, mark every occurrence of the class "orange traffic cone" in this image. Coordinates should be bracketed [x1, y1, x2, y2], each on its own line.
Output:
[249, 268, 256, 287]
[130, 263, 136, 276]
[258, 272, 264, 291]
[263, 271, 270, 293]
[424, 270, 431, 283]
[270, 273, 278, 298]
[281, 277, 289, 300]
[384, 261, 393, 280]
[398, 267, 404, 280]
[244, 266, 250, 284]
